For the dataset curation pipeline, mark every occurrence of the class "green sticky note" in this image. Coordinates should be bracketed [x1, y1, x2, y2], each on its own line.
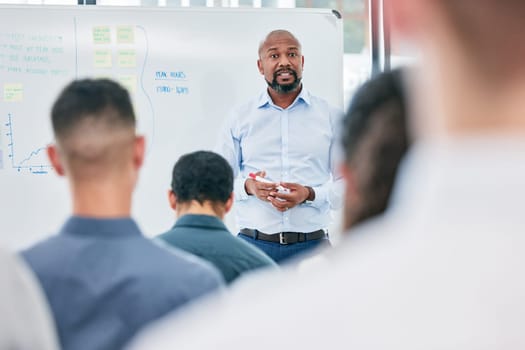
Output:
[118, 49, 136, 68]
[117, 26, 134, 44]
[93, 26, 111, 44]
[4, 83, 23, 102]
[93, 49, 112, 68]
[119, 75, 137, 94]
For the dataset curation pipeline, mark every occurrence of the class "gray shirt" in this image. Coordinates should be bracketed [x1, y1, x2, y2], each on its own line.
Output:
[22, 216, 223, 350]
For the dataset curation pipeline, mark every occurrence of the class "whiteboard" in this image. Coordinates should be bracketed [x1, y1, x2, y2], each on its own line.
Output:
[0, 5, 343, 249]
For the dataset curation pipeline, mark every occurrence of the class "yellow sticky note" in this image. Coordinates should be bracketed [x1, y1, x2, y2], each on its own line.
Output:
[117, 26, 134, 44]
[118, 49, 136, 68]
[93, 49, 112, 68]
[119, 75, 137, 94]
[4, 83, 23, 102]
[93, 26, 111, 44]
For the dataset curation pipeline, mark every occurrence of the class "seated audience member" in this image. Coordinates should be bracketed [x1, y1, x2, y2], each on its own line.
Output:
[21, 79, 224, 350]
[130, 0, 525, 348]
[340, 68, 409, 231]
[0, 248, 59, 350]
[156, 150, 277, 284]
[127, 68, 410, 349]
[295, 68, 409, 270]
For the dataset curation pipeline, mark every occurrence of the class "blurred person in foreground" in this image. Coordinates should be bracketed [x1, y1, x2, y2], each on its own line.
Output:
[128, 67, 412, 349]
[0, 247, 59, 349]
[21, 78, 223, 350]
[130, 0, 525, 347]
[293, 68, 409, 270]
[156, 151, 277, 284]
[340, 68, 409, 231]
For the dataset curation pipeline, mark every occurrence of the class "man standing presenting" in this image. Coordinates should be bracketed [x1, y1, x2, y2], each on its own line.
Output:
[216, 30, 342, 263]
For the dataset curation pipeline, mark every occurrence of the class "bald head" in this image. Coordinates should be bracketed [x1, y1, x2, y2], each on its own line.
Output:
[258, 30, 302, 58]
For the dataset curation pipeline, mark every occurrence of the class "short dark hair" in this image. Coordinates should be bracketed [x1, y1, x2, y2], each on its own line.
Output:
[342, 69, 409, 225]
[171, 151, 233, 205]
[51, 78, 135, 140]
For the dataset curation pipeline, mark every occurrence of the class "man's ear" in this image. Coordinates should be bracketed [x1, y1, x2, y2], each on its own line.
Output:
[224, 192, 234, 214]
[133, 135, 145, 170]
[168, 190, 177, 211]
[47, 144, 65, 176]
[257, 59, 264, 75]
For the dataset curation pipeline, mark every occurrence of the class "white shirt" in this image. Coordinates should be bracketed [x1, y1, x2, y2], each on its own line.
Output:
[129, 137, 525, 349]
[0, 248, 59, 350]
[215, 88, 343, 233]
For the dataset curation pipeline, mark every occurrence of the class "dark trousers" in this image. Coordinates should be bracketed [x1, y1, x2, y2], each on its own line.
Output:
[238, 233, 330, 264]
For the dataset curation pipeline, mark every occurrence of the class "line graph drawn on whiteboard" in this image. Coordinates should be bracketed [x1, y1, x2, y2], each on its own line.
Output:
[5, 113, 52, 175]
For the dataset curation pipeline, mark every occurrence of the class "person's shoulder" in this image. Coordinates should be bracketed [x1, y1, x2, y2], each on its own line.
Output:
[20, 234, 66, 266]
[229, 91, 268, 116]
[149, 239, 224, 286]
[0, 248, 60, 350]
[304, 90, 343, 117]
[155, 226, 184, 244]
[327, 212, 415, 279]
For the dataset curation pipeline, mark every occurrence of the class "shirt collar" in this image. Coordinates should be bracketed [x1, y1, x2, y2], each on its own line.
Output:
[173, 214, 228, 232]
[59, 216, 142, 238]
[256, 86, 311, 109]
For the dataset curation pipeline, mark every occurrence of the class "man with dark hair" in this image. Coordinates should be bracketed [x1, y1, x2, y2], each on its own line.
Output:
[21, 79, 223, 350]
[340, 68, 409, 230]
[216, 29, 343, 263]
[156, 151, 276, 284]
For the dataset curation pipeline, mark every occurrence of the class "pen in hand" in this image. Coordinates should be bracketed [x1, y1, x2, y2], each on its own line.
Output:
[248, 173, 289, 193]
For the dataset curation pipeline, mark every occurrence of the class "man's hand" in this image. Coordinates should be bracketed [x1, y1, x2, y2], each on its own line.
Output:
[245, 171, 277, 202]
[268, 182, 312, 212]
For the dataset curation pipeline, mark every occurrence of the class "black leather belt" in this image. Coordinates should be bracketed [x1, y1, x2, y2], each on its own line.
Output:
[240, 228, 327, 245]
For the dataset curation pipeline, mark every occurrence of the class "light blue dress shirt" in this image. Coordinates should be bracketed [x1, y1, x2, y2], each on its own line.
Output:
[215, 88, 343, 234]
[22, 216, 223, 350]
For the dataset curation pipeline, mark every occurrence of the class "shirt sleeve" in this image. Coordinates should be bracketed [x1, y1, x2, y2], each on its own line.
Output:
[304, 105, 345, 211]
[214, 109, 250, 202]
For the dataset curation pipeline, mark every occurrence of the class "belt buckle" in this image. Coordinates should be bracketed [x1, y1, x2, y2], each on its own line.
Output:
[279, 233, 288, 245]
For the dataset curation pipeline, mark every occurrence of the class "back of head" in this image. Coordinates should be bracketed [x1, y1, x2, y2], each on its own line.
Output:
[437, 0, 525, 81]
[342, 69, 409, 229]
[51, 78, 136, 180]
[388, 0, 525, 137]
[171, 151, 233, 208]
